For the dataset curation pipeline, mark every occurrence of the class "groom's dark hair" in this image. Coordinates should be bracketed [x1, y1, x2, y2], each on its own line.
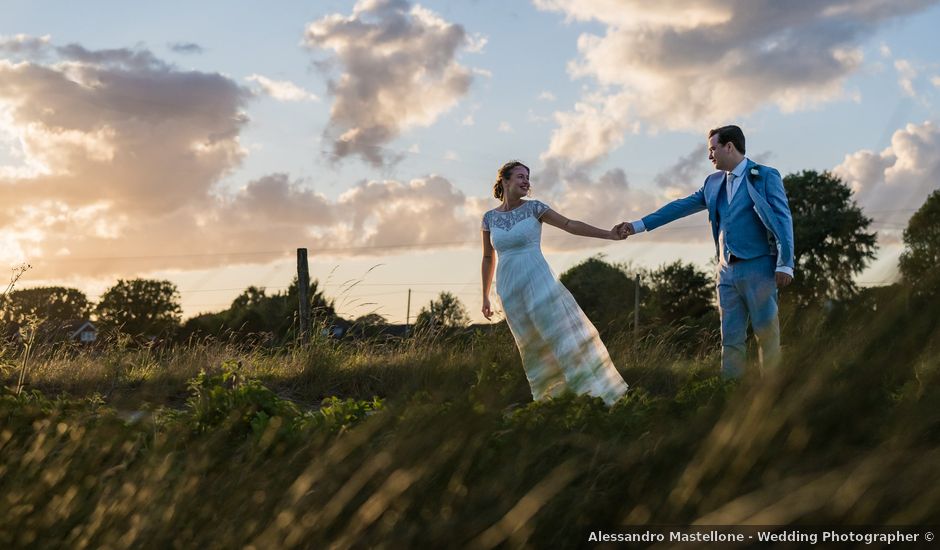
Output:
[709, 125, 746, 154]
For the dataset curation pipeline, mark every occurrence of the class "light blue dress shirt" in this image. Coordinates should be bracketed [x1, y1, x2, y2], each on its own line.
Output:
[629, 157, 793, 277]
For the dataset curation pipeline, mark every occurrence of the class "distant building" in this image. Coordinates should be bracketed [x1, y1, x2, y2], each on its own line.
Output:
[321, 325, 345, 338]
[321, 318, 352, 339]
[69, 320, 98, 343]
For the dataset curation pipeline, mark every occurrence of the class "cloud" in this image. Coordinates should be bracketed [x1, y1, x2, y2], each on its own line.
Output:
[327, 175, 478, 251]
[304, 0, 475, 167]
[0, 43, 245, 272]
[933, 76, 940, 88]
[894, 59, 918, 97]
[527, 109, 551, 124]
[498, 121, 513, 133]
[533, 0, 731, 28]
[536, 0, 939, 167]
[538, 91, 556, 101]
[541, 91, 637, 168]
[21, 185, 332, 278]
[56, 43, 170, 71]
[538, 167, 665, 250]
[0, 35, 711, 300]
[834, 121, 940, 225]
[246, 74, 319, 102]
[0, 48, 249, 217]
[219, 173, 335, 227]
[0, 40, 497, 278]
[0, 34, 51, 58]
[652, 144, 709, 199]
[466, 33, 488, 53]
[169, 42, 204, 55]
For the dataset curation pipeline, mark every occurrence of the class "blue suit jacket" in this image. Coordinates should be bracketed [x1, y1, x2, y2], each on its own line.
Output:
[641, 159, 795, 271]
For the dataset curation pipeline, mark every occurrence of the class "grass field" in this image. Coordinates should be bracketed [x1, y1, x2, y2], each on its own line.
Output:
[2, 301, 939, 548]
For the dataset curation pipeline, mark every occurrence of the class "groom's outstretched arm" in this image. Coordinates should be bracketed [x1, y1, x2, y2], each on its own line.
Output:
[619, 184, 708, 236]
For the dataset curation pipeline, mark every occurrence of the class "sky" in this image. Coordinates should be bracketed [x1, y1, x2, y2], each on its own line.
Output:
[2, 0, 940, 326]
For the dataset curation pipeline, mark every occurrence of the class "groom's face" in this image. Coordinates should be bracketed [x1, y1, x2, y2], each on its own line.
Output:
[707, 134, 735, 172]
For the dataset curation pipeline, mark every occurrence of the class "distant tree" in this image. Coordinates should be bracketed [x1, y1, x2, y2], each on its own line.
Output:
[180, 279, 337, 343]
[1, 286, 92, 328]
[899, 189, 940, 297]
[350, 313, 389, 338]
[232, 279, 335, 337]
[230, 286, 268, 312]
[644, 261, 715, 325]
[96, 279, 182, 336]
[287, 277, 337, 329]
[178, 312, 227, 342]
[559, 256, 636, 336]
[415, 292, 469, 331]
[225, 285, 283, 335]
[783, 170, 877, 307]
[353, 313, 388, 327]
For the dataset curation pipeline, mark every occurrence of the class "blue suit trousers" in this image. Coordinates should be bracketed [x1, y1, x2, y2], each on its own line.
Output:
[717, 255, 780, 378]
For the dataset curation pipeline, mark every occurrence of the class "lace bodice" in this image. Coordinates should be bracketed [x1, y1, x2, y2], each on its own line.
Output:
[481, 200, 550, 232]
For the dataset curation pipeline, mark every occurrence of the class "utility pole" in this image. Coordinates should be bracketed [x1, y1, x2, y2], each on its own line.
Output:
[405, 288, 412, 336]
[634, 274, 640, 342]
[297, 248, 311, 345]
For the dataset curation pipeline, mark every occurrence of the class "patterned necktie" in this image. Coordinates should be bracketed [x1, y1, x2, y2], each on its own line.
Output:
[726, 172, 734, 204]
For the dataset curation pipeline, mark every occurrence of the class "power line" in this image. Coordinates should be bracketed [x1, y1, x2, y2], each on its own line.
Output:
[177, 286, 290, 294]
[41, 250, 290, 263]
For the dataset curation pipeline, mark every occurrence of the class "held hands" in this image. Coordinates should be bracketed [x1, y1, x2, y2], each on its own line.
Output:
[613, 222, 635, 240]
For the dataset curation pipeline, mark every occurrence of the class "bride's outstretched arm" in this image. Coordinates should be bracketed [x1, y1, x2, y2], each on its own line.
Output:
[481, 231, 496, 319]
[541, 209, 626, 240]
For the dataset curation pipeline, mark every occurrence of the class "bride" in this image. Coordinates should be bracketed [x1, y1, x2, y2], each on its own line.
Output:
[481, 160, 629, 405]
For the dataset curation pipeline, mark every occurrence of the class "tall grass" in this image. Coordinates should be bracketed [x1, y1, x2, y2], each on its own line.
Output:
[1, 302, 939, 548]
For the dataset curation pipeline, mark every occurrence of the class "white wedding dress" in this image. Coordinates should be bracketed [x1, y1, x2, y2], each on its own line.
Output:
[482, 200, 629, 405]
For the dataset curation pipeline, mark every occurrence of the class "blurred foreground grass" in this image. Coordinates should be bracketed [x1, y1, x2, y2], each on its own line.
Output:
[2, 303, 940, 548]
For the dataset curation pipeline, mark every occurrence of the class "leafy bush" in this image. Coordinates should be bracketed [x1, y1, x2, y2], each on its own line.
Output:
[172, 359, 301, 435]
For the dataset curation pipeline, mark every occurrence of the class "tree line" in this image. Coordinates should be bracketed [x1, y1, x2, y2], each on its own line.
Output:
[0, 277, 338, 345]
[3, 171, 939, 346]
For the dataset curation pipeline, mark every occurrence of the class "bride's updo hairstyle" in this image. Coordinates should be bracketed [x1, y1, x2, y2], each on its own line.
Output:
[493, 160, 530, 200]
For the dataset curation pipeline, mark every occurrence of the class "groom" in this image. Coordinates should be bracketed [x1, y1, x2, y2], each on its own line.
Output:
[619, 125, 794, 378]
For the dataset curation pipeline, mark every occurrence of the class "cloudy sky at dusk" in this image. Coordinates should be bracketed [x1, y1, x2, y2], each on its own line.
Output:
[3, 0, 940, 324]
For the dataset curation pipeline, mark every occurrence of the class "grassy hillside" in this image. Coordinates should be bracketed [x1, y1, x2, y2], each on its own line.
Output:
[1, 301, 939, 548]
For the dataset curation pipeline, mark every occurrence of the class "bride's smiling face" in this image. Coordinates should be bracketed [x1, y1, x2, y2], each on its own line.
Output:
[502, 166, 530, 199]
